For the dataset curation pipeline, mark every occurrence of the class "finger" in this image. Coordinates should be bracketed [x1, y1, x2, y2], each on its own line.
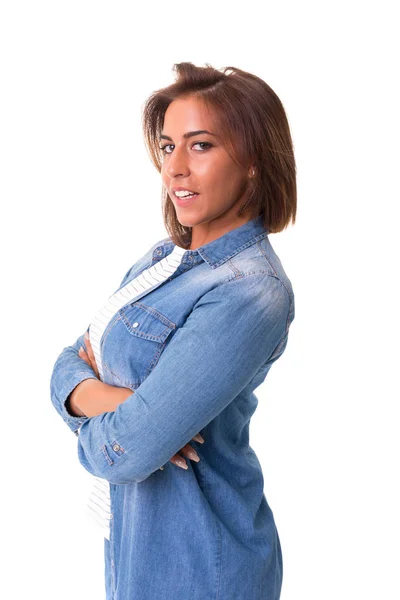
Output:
[84, 331, 95, 361]
[79, 344, 95, 372]
[84, 331, 100, 378]
[78, 346, 90, 366]
[169, 454, 188, 470]
[179, 444, 200, 462]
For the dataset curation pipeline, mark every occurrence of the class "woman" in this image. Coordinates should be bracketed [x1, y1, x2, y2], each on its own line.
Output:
[50, 62, 296, 600]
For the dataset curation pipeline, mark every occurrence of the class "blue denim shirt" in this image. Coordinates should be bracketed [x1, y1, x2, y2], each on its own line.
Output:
[50, 216, 295, 600]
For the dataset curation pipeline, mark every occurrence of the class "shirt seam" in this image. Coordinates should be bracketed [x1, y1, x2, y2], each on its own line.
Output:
[256, 240, 293, 334]
[256, 240, 291, 299]
[199, 231, 269, 268]
[221, 270, 292, 341]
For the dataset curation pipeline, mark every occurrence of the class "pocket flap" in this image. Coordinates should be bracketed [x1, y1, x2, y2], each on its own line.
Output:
[118, 302, 176, 343]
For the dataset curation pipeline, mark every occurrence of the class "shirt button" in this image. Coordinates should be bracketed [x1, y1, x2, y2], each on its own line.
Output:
[155, 248, 162, 256]
[112, 444, 120, 452]
[132, 322, 139, 328]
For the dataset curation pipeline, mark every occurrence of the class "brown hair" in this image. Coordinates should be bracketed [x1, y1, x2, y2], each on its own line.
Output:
[142, 62, 297, 248]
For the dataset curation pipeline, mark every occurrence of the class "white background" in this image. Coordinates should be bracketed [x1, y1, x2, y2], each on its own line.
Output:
[1, 1, 399, 598]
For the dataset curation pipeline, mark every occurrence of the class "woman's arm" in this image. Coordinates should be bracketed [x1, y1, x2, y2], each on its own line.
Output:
[66, 378, 134, 417]
[74, 273, 293, 484]
[50, 330, 135, 434]
[73, 338, 205, 471]
[50, 331, 99, 435]
[49, 244, 160, 434]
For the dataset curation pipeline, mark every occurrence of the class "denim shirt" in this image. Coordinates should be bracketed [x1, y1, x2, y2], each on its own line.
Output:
[50, 216, 295, 600]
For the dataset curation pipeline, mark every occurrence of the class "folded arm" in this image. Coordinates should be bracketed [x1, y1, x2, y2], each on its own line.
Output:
[75, 273, 293, 484]
[49, 330, 99, 435]
[67, 378, 134, 417]
[49, 260, 142, 434]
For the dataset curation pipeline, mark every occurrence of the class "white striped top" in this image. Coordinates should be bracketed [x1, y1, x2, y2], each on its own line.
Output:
[85, 243, 187, 539]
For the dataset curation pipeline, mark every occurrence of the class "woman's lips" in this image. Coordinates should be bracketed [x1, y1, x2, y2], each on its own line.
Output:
[173, 192, 200, 207]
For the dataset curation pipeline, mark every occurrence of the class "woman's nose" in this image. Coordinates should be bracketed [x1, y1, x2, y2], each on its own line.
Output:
[165, 147, 190, 178]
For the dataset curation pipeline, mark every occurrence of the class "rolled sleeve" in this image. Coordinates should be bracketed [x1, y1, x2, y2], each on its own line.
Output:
[75, 273, 292, 484]
[50, 331, 98, 435]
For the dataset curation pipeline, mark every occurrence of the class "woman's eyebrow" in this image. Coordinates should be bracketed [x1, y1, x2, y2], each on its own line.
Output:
[160, 130, 218, 141]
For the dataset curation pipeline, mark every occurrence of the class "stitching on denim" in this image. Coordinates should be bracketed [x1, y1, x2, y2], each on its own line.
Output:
[110, 440, 125, 456]
[223, 268, 271, 283]
[226, 258, 241, 277]
[257, 240, 292, 310]
[101, 444, 114, 466]
[269, 332, 289, 361]
[270, 276, 291, 334]
[132, 302, 176, 329]
[256, 239, 281, 279]
[143, 335, 170, 380]
[102, 318, 175, 387]
[255, 262, 292, 335]
[102, 361, 140, 389]
[119, 306, 175, 342]
[103, 339, 167, 388]
[200, 231, 269, 268]
[220, 271, 292, 336]
[119, 310, 168, 342]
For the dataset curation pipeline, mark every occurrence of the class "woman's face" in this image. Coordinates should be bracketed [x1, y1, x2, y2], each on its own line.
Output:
[160, 95, 253, 245]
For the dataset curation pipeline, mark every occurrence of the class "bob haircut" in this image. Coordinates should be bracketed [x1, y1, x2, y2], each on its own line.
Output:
[142, 62, 297, 248]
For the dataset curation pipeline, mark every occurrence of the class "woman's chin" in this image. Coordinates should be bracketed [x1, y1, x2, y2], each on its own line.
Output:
[174, 209, 200, 228]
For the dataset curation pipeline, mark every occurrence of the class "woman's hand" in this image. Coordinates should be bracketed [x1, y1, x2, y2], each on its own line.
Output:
[78, 330, 100, 378]
[78, 329, 205, 470]
[167, 434, 204, 471]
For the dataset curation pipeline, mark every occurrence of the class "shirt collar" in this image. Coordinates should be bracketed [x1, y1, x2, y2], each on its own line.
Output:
[162, 216, 269, 268]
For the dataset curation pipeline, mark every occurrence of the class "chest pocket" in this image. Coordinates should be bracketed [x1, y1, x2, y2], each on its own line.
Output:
[101, 302, 176, 388]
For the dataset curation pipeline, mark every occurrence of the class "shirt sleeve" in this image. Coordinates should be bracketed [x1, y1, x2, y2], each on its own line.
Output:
[49, 330, 99, 435]
[75, 272, 293, 484]
[49, 260, 140, 435]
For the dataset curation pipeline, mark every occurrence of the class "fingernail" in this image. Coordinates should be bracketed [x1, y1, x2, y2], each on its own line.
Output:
[187, 450, 200, 462]
[176, 459, 188, 470]
[79, 346, 83, 353]
[84, 331, 89, 340]
[194, 434, 205, 443]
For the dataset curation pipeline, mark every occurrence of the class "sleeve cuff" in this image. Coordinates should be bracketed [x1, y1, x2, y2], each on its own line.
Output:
[58, 371, 99, 435]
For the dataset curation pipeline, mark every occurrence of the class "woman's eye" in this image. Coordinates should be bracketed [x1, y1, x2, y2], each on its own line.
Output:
[159, 142, 212, 154]
[159, 144, 174, 154]
[192, 142, 212, 151]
